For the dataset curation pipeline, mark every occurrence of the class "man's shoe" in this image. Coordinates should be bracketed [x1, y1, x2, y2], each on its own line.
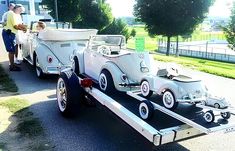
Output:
[14, 59, 21, 65]
[9, 65, 21, 71]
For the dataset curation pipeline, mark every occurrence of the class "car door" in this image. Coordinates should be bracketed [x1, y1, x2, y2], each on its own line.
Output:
[21, 32, 32, 59]
[84, 47, 107, 80]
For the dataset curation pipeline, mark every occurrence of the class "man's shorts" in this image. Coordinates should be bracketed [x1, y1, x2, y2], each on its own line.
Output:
[2, 29, 16, 53]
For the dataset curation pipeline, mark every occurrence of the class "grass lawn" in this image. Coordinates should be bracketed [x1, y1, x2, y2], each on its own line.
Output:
[127, 25, 226, 51]
[153, 54, 235, 79]
[0, 98, 52, 150]
[0, 66, 52, 150]
[0, 98, 43, 137]
[0, 64, 18, 92]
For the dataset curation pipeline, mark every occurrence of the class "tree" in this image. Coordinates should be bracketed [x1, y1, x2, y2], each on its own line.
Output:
[223, 2, 235, 50]
[134, 0, 214, 56]
[130, 28, 136, 37]
[42, 0, 113, 31]
[74, 0, 113, 30]
[41, 0, 80, 22]
[100, 18, 130, 41]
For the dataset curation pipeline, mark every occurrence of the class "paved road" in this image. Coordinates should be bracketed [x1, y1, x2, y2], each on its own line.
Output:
[1, 31, 235, 150]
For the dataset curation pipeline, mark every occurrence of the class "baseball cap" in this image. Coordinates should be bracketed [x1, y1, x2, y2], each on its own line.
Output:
[14, 4, 23, 9]
[9, 3, 15, 7]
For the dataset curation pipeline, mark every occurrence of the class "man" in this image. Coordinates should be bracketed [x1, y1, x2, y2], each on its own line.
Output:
[14, 5, 25, 65]
[1, 3, 15, 26]
[2, 4, 27, 71]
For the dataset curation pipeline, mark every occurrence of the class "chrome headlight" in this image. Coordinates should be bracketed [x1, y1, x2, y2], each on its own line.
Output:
[120, 74, 127, 82]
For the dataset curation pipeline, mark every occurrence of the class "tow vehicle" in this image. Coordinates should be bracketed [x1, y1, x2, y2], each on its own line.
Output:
[56, 69, 235, 146]
[21, 20, 97, 78]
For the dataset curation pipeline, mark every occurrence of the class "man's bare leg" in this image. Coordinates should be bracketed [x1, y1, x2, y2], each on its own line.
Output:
[15, 44, 18, 58]
[9, 52, 15, 67]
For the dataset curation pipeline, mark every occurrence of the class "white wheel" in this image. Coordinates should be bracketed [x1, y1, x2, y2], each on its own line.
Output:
[204, 110, 215, 123]
[99, 73, 108, 91]
[221, 112, 231, 120]
[162, 90, 178, 110]
[98, 70, 115, 93]
[35, 55, 44, 78]
[139, 100, 154, 120]
[57, 78, 67, 112]
[141, 80, 153, 98]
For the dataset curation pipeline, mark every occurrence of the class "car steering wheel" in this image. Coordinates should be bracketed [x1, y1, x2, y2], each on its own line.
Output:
[97, 45, 111, 55]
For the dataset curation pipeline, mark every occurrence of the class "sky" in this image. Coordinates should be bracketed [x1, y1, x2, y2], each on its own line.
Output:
[106, 0, 234, 18]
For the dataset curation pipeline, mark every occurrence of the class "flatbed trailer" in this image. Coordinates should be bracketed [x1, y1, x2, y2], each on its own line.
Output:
[56, 70, 235, 146]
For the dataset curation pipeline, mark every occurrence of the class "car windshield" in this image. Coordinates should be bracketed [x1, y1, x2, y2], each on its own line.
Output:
[44, 22, 71, 29]
[31, 21, 71, 32]
[90, 35, 126, 47]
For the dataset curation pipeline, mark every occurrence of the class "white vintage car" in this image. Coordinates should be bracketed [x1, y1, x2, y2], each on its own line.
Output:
[140, 64, 230, 110]
[21, 21, 97, 78]
[72, 35, 154, 92]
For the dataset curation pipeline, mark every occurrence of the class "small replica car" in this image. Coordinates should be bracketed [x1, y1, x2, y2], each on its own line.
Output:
[203, 96, 230, 109]
[72, 35, 154, 92]
[140, 64, 232, 111]
[21, 20, 97, 78]
[140, 64, 209, 110]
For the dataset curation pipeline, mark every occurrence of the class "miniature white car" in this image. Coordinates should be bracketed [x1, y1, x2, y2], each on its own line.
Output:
[140, 64, 209, 110]
[72, 35, 154, 92]
[204, 96, 230, 109]
[21, 20, 97, 78]
[140, 63, 233, 112]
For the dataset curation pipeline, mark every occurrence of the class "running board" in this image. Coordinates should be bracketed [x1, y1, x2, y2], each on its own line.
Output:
[23, 56, 33, 65]
[127, 91, 235, 134]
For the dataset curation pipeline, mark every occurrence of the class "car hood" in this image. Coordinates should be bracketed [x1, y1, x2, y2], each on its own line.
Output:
[108, 51, 153, 82]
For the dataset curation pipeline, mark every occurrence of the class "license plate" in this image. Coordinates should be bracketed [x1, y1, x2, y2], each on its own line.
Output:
[224, 127, 235, 134]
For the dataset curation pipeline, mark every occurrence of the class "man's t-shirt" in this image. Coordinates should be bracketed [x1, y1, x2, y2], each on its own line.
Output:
[1, 11, 8, 25]
[3, 11, 18, 34]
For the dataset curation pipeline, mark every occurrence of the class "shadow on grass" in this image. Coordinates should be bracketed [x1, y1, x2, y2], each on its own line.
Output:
[0, 61, 58, 96]
[0, 98, 54, 151]
[0, 64, 18, 94]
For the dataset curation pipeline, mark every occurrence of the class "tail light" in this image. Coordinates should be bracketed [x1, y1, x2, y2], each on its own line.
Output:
[47, 55, 53, 63]
[80, 78, 93, 88]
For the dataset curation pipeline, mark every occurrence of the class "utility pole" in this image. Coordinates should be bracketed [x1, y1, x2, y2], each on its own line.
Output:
[29, 0, 35, 15]
[55, 0, 59, 21]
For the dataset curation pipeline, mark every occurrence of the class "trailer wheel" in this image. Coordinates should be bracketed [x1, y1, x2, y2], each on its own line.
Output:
[72, 57, 80, 75]
[140, 80, 153, 98]
[162, 90, 178, 110]
[139, 100, 154, 120]
[98, 70, 115, 93]
[221, 112, 231, 120]
[204, 110, 215, 123]
[56, 71, 83, 117]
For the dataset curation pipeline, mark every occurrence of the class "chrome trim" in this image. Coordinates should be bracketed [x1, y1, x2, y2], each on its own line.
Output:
[177, 97, 207, 103]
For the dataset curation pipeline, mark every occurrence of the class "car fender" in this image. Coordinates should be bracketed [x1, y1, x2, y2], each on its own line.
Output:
[140, 75, 155, 89]
[73, 48, 86, 74]
[101, 61, 124, 91]
[35, 43, 60, 73]
[156, 82, 179, 98]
